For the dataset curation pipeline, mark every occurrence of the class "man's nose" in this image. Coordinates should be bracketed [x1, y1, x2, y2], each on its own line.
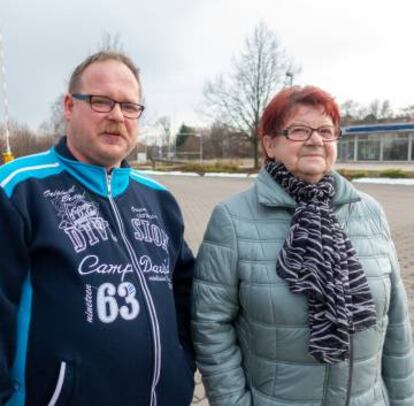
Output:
[107, 102, 125, 122]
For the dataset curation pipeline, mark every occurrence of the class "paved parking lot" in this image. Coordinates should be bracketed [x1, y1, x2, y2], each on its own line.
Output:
[151, 174, 414, 406]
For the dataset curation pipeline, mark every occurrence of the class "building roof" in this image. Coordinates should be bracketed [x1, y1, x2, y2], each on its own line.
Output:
[342, 122, 414, 135]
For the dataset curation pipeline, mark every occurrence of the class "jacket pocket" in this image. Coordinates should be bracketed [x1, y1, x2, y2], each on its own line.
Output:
[47, 361, 74, 406]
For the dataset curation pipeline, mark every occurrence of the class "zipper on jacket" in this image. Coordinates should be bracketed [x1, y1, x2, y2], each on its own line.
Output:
[47, 361, 67, 406]
[320, 337, 354, 406]
[107, 173, 112, 195]
[344, 337, 354, 406]
[321, 364, 330, 406]
[106, 172, 161, 406]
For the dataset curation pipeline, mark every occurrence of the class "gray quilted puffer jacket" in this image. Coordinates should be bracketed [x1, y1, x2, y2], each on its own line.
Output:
[192, 169, 414, 406]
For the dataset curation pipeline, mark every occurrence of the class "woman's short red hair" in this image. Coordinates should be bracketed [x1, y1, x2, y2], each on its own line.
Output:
[259, 86, 340, 159]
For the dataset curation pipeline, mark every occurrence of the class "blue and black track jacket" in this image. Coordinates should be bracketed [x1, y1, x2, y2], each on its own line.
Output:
[0, 137, 195, 406]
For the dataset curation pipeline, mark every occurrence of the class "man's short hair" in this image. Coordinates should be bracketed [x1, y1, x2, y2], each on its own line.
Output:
[68, 50, 142, 97]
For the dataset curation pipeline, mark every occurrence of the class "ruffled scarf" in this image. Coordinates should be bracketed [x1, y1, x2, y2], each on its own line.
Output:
[266, 160, 377, 363]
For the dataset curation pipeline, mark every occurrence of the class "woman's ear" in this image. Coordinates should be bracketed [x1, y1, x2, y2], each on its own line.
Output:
[262, 135, 275, 159]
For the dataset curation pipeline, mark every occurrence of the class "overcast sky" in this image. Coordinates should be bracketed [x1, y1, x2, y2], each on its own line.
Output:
[0, 0, 413, 135]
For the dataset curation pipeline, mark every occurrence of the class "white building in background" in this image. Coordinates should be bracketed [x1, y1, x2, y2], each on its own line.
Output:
[338, 123, 414, 162]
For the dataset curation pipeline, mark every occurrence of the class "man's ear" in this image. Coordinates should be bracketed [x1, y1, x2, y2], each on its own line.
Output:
[63, 93, 74, 121]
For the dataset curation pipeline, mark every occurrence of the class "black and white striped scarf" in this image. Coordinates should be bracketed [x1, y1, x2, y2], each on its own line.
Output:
[266, 161, 377, 364]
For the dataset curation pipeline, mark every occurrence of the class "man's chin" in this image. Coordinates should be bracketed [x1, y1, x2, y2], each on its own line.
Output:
[96, 147, 128, 168]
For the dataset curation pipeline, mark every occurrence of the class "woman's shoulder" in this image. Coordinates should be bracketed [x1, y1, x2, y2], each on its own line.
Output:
[335, 175, 391, 240]
[334, 172, 384, 214]
[355, 189, 384, 213]
[201, 189, 256, 249]
[216, 184, 257, 216]
[351, 188, 387, 225]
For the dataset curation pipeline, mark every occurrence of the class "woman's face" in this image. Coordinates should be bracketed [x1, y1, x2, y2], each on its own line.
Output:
[263, 104, 338, 183]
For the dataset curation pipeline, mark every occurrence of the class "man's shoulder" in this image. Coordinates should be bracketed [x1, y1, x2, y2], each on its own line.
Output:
[0, 148, 62, 197]
[128, 170, 168, 192]
[126, 170, 184, 219]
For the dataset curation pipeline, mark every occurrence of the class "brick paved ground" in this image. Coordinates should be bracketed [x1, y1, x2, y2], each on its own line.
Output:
[151, 174, 414, 406]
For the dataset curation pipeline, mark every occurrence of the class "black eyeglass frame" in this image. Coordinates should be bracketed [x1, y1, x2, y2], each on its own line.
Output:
[71, 93, 145, 119]
[276, 125, 342, 142]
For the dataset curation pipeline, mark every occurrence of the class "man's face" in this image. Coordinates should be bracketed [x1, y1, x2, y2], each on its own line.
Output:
[64, 59, 140, 170]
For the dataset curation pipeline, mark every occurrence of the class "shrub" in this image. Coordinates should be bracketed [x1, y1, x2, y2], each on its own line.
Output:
[379, 169, 408, 178]
[350, 170, 370, 179]
[174, 161, 240, 173]
[337, 169, 370, 180]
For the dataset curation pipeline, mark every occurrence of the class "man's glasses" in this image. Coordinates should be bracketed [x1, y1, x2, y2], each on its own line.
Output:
[72, 94, 145, 119]
[277, 125, 341, 142]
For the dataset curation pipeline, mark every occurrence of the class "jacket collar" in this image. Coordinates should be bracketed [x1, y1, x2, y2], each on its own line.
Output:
[256, 167, 361, 209]
[52, 136, 131, 198]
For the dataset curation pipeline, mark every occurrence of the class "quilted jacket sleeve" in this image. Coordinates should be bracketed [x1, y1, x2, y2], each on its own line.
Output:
[192, 204, 252, 406]
[381, 216, 414, 405]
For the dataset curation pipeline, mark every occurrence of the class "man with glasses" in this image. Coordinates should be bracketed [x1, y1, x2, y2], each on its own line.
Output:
[0, 51, 195, 406]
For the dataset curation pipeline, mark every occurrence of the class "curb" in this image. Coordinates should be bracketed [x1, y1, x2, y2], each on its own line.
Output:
[138, 170, 257, 178]
[139, 170, 414, 185]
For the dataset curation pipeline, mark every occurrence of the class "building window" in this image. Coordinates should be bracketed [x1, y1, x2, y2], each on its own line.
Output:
[338, 137, 355, 161]
[411, 134, 414, 161]
[383, 133, 409, 161]
[408, 133, 414, 161]
[357, 135, 381, 160]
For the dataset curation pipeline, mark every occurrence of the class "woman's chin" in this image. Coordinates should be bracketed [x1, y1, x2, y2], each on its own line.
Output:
[292, 165, 327, 183]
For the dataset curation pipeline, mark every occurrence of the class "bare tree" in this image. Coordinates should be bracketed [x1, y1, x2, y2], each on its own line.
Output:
[39, 93, 66, 136]
[366, 99, 380, 119]
[340, 99, 365, 123]
[202, 122, 253, 160]
[202, 21, 298, 168]
[156, 116, 172, 157]
[341, 98, 395, 125]
[39, 31, 126, 138]
[98, 31, 124, 52]
[365, 99, 393, 120]
[399, 104, 414, 119]
[1, 121, 57, 159]
[379, 100, 393, 119]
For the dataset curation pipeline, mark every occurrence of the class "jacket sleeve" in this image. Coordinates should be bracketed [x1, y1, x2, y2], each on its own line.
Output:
[0, 188, 30, 404]
[173, 238, 196, 372]
[381, 221, 414, 405]
[192, 204, 252, 406]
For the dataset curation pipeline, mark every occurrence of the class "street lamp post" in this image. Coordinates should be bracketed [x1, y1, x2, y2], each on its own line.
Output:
[286, 71, 293, 87]
[199, 132, 203, 164]
[0, 32, 13, 163]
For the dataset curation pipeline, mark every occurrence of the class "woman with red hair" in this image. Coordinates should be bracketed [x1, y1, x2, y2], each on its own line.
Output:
[192, 86, 414, 405]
